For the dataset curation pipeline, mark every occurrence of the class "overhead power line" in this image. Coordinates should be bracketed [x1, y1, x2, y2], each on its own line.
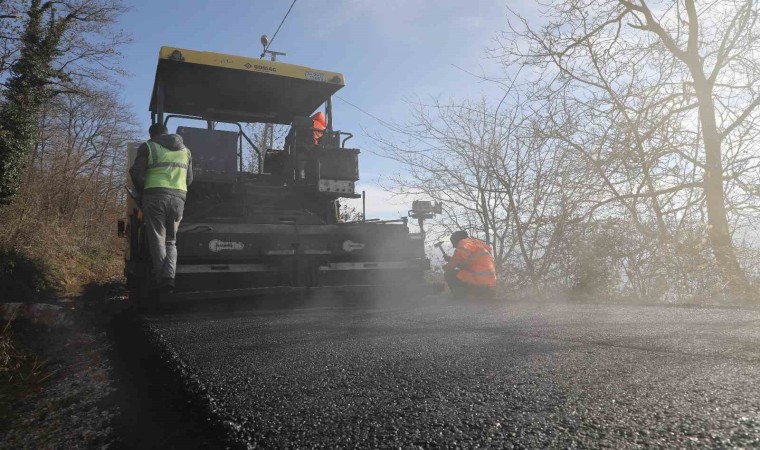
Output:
[334, 95, 441, 150]
[334, 95, 403, 133]
[261, 0, 298, 58]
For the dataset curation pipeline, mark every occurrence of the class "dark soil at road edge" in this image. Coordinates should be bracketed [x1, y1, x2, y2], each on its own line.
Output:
[109, 311, 241, 449]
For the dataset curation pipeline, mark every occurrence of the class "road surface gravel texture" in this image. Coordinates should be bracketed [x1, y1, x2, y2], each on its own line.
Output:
[146, 298, 760, 448]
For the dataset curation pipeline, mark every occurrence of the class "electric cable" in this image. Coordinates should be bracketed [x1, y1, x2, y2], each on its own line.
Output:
[334, 94, 403, 133]
[261, 0, 298, 58]
[334, 94, 441, 149]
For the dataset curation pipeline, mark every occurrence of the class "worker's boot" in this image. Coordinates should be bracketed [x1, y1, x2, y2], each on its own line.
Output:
[160, 277, 175, 294]
[149, 277, 162, 295]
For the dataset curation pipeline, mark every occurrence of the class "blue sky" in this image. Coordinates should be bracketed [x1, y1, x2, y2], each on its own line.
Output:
[118, 0, 531, 216]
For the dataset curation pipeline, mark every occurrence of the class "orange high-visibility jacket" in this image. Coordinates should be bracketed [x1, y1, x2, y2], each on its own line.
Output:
[443, 237, 497, 288]
[312, 112, 326, 145]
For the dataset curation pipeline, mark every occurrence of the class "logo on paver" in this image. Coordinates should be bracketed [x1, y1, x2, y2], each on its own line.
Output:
[209, 239, 245, 252]
[342, 240, 365, 252]
[306, 71, 326, 82]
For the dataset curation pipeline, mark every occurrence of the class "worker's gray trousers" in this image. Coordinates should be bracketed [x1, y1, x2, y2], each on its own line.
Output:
[142, 193, 185, 282]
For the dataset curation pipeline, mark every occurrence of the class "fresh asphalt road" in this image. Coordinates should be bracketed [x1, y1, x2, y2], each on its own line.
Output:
[146, 297, 760, 448]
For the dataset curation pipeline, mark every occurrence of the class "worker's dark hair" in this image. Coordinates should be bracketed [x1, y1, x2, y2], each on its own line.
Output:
[450, 230, 469, 245]
[149, 123, 168, 138]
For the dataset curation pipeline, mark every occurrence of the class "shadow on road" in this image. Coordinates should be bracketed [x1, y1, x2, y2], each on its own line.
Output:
[106, 311, 232, 449]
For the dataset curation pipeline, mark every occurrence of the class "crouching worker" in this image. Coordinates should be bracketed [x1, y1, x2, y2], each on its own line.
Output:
[442, 231, 497, 299]
[129, 123, 193, 294]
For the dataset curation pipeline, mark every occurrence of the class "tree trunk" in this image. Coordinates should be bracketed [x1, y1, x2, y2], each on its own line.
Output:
[693, 76, 748, 296]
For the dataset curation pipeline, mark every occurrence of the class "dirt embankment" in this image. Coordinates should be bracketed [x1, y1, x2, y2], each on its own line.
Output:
[0, 300, 119, 448]
[1, 281, 230, 449]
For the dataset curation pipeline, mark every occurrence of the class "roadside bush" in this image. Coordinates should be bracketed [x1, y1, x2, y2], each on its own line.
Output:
[561, 219, 727, 303]
[0, 214, 123, 298]
[0, 248, 55, 303]
[0, 84, 134, 299]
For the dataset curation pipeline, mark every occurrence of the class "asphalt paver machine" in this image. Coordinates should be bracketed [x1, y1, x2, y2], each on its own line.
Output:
[121, 47, 437, 302]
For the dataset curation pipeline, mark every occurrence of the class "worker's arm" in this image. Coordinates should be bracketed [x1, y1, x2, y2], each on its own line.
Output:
[186, 151, 193, 187]
[129, 143, 149, 194]
[443, 247, 471, 272]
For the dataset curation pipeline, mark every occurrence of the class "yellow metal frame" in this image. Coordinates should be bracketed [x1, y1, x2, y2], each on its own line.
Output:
[159, 47, 345, 86]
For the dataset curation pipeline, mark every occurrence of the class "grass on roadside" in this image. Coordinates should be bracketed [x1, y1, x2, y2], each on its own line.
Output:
[0, 236, 123, 302]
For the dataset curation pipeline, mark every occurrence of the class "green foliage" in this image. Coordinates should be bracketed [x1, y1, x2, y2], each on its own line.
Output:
[0, 0, 74, 204]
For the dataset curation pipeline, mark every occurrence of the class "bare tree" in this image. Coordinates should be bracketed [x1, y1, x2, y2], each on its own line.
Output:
[243, 123, 288, 172]
[7, 83, 136, 236]
[374, 95, 578, 290]
[0, 1, 23, 79]
[499, 0, 760, 296]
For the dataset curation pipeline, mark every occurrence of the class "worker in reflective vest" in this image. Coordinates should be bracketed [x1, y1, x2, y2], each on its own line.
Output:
[312, 111, 326, 145]
[129, 123, 193, 294]
[442, 230, 497, 299]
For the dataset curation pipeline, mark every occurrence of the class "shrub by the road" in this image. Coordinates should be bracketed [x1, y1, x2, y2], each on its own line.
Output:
[0, 248, 55, 303]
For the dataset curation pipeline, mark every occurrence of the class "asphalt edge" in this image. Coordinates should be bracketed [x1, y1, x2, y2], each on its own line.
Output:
[126, 313, 252, 449]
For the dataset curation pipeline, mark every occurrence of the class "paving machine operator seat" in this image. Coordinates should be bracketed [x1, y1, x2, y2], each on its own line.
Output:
[272, 116, 359, 192]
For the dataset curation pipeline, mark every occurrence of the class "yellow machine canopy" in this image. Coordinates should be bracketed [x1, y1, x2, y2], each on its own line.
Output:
[149, 47, 346, 124]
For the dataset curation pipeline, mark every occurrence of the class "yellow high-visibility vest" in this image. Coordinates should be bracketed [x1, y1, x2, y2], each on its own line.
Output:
[144, 141, 190, 191]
